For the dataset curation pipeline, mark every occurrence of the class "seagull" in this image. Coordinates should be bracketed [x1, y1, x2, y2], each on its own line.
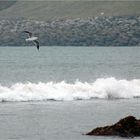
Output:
[24, 31, 40, 50]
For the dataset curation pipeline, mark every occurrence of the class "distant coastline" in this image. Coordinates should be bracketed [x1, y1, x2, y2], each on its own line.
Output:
[0, 1, 140, 46]
[0, 16, 139, 46]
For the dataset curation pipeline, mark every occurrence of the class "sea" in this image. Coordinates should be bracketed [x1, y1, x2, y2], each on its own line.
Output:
[0, 46, 140, 140]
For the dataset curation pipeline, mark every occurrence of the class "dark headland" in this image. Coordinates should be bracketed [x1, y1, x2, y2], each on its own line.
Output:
[86, 116, 140, 138]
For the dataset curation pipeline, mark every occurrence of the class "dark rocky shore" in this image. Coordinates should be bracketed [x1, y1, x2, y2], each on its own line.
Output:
[0, 15, 140, 46]
[86, 116, 140, 138]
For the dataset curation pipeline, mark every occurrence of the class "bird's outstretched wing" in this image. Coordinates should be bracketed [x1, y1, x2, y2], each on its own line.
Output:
[33, 40, 39, 50]
[24, 31, 33, 37]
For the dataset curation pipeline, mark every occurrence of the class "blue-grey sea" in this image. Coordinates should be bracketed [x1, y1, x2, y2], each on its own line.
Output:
[0, 47, 140, 140]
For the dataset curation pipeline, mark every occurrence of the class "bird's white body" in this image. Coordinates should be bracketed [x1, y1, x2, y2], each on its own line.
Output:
[26, 37, 38, 41]
[24, 31, 39, 50]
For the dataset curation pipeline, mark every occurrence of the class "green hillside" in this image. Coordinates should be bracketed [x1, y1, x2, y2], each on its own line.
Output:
[0, 1, 16, 11]
[0, 1, 139, 46]
[0, 1, 140, 20]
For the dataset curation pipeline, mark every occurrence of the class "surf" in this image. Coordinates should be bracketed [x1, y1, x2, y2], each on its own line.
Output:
[0, 77, 140, 102]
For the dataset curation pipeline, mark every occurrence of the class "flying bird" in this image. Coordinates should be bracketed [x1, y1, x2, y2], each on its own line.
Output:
[24, 31, 40, 50]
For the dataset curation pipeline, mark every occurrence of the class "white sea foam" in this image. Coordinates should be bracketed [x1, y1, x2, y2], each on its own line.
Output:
[0, 77, 140, 102]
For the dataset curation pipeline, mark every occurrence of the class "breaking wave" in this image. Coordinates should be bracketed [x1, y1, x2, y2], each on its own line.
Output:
[0, 77, 140, 102]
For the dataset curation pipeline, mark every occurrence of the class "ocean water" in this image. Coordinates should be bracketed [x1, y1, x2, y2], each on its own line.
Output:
[0, 47, 140, 140]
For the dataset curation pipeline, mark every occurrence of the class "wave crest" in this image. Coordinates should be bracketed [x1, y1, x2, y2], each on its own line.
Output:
[0, 77, 140, 102]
